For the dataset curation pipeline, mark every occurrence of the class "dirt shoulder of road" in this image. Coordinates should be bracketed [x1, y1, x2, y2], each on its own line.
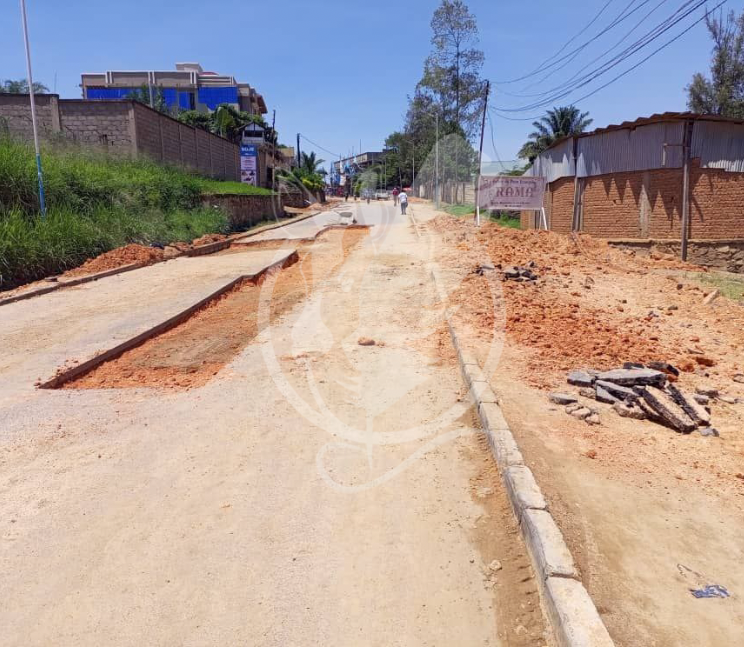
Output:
[421, 206, 744, 647]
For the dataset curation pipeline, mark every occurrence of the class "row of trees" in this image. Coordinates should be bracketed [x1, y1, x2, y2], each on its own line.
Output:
[378, 0, 485, 201]
[1, 79, 49, 94]
[378, 2, 593, 187]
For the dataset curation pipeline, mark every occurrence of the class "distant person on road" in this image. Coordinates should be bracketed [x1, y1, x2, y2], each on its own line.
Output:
[399, 190, 408, 215]
[392, 187, 400, 206]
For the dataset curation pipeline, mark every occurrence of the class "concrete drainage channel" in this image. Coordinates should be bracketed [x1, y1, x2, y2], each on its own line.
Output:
[412, 205, 614, 647]
[39, 225, 371, 391]
[38, 250, 299, 390]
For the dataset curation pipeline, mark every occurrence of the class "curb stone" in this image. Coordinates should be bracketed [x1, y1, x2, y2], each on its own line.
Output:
[522, 509, 578, 579]
[504, 465, 548, 518]
[431, 267, 615, 647]
[546, 578, 615, 647]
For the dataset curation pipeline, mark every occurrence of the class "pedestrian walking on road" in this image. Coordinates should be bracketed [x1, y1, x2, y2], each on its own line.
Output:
[392, 187, 400, 206]
[399, 190, 408, 215]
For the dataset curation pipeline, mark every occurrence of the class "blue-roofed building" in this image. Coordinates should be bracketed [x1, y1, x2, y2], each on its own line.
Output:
[80, 62, 267, 115]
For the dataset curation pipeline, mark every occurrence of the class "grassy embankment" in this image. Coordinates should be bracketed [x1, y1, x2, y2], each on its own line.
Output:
[0, 138, 272, 289]
[442, 203, 521, 228]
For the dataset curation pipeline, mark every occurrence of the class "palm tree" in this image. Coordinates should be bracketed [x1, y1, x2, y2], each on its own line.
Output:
[1, 79, 49, 94]
[518, 106, 593, 162]
[300, 151, 326, 175]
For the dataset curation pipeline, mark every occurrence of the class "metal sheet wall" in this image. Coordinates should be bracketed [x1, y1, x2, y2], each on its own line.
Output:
[576, 122, 684, 178]
[692, 121, 744, 172]
[530, 137, 574, 183]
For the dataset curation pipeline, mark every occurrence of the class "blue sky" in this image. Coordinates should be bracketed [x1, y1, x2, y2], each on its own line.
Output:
[2, 0, 741, 168]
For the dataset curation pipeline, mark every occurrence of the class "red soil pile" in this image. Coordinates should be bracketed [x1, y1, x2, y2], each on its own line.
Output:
[428, 215, 730, 387]
[63, 244, 164, 278]
[192, 233, 227, 247]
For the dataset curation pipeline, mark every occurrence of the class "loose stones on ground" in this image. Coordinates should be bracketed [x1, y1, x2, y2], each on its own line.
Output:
[554, 362, 728, 437]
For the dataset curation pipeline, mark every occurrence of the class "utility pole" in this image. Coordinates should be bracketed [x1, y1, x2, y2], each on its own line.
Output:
[681, 120, 693, 261]
[435, 112, 440, 210]
[475, 81, 490, 227]
[412, 144, 415, 196]
[270, 109, 276, 191]
[296, 133, 301, 168]
[19, 0, 46, 217]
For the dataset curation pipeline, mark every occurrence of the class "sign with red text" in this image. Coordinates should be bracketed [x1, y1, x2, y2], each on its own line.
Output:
[478, 175, 545, 210]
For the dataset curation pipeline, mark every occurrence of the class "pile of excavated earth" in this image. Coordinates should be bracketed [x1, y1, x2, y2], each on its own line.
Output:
[427, 214, 744, 488]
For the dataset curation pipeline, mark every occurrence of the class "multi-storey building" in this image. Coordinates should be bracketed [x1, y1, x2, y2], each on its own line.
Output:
[80, 62, 267, 115]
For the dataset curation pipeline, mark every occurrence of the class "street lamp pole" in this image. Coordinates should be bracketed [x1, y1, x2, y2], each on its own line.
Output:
[19, 0, 46, 217]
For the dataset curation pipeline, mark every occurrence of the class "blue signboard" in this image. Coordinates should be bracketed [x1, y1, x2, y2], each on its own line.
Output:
[240, 145, 258, 185]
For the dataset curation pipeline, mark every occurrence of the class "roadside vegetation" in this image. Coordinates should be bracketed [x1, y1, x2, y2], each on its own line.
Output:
[686, 270, 744, 301]
[0, 137, 243, 289]
[443, 202, 520, 227]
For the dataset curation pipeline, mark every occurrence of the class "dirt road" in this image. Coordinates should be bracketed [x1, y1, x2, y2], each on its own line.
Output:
[414, 202, 744, 647]
[0, 201, 547, 646]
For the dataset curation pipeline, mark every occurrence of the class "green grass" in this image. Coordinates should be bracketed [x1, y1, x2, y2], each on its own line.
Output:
[196, 179, 273, 196]
[0, 137, 231, 289]
[443, 203, 476, 217]
[686, 270, 744, 301]
[488, 212, 521, 229]
[442, 202, 521, 228]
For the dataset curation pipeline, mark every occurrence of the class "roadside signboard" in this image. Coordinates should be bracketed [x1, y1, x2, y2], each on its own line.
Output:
[478, 175, 545, 210]
[240, 144, 258, 185]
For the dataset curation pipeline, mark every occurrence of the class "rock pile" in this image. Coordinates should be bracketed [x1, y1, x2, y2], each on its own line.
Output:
[554, 364, 721, 436]
[501, 263, 538, 282]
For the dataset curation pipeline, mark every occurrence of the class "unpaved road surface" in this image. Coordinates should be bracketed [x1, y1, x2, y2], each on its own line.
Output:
[0, 201, 547, 646]
[416, 202, 744, 647]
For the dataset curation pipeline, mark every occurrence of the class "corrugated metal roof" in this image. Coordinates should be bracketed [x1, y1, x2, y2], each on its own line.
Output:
[546, 111, 744, 153]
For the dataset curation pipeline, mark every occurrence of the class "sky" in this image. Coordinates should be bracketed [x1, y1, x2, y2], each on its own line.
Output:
[2, 0, 742, 171]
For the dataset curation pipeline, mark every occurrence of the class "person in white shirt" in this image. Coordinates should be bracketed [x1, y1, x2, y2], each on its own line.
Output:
[399, 190, 408, 215]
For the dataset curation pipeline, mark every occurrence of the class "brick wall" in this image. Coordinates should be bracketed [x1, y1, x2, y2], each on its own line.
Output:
[528, 161, 744, 241]
[58, 101, 133, 153]
[131, 102, 239, 180]
[200, 192, 307, 229]
[689, 163, 744, 239]
[0, 95, 241, 181]
[0, 94, 60, 138]
[547, 177, 574, 233]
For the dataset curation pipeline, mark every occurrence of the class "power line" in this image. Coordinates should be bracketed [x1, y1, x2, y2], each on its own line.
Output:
[517, 0, 671, 95]
[494, 0, 707, 110]
[488, 0, 726, 121]
[486, 111, 505, 169]
[493, 0, 714, 113]
[512, 0, 699, 104]
[298, 134, 341, 160]
[494, 0, 648, 84]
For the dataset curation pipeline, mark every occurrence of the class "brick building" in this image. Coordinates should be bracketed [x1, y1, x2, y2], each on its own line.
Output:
[522, 113, 744, 269]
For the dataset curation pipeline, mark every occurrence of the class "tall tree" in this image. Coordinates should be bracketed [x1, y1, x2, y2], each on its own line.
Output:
[428, 0, 484, 136]
[518, 106, 593, 162]
[687, 9, 744, 117]
[1, 79, 49, 94]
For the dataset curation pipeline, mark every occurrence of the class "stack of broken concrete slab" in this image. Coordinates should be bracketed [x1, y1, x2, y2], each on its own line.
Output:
[552, 364, 719, 437]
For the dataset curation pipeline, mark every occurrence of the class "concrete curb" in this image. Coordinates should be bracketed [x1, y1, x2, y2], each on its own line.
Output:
[0, 262, 146, 307]
[431, 268, 615, 647]
[232, 223, 373, 248]
[38, 249, 299, 389]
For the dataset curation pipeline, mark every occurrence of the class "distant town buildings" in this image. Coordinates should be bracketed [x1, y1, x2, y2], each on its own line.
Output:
[80, 62, 267, 115]
[332, 152, 384, 176]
